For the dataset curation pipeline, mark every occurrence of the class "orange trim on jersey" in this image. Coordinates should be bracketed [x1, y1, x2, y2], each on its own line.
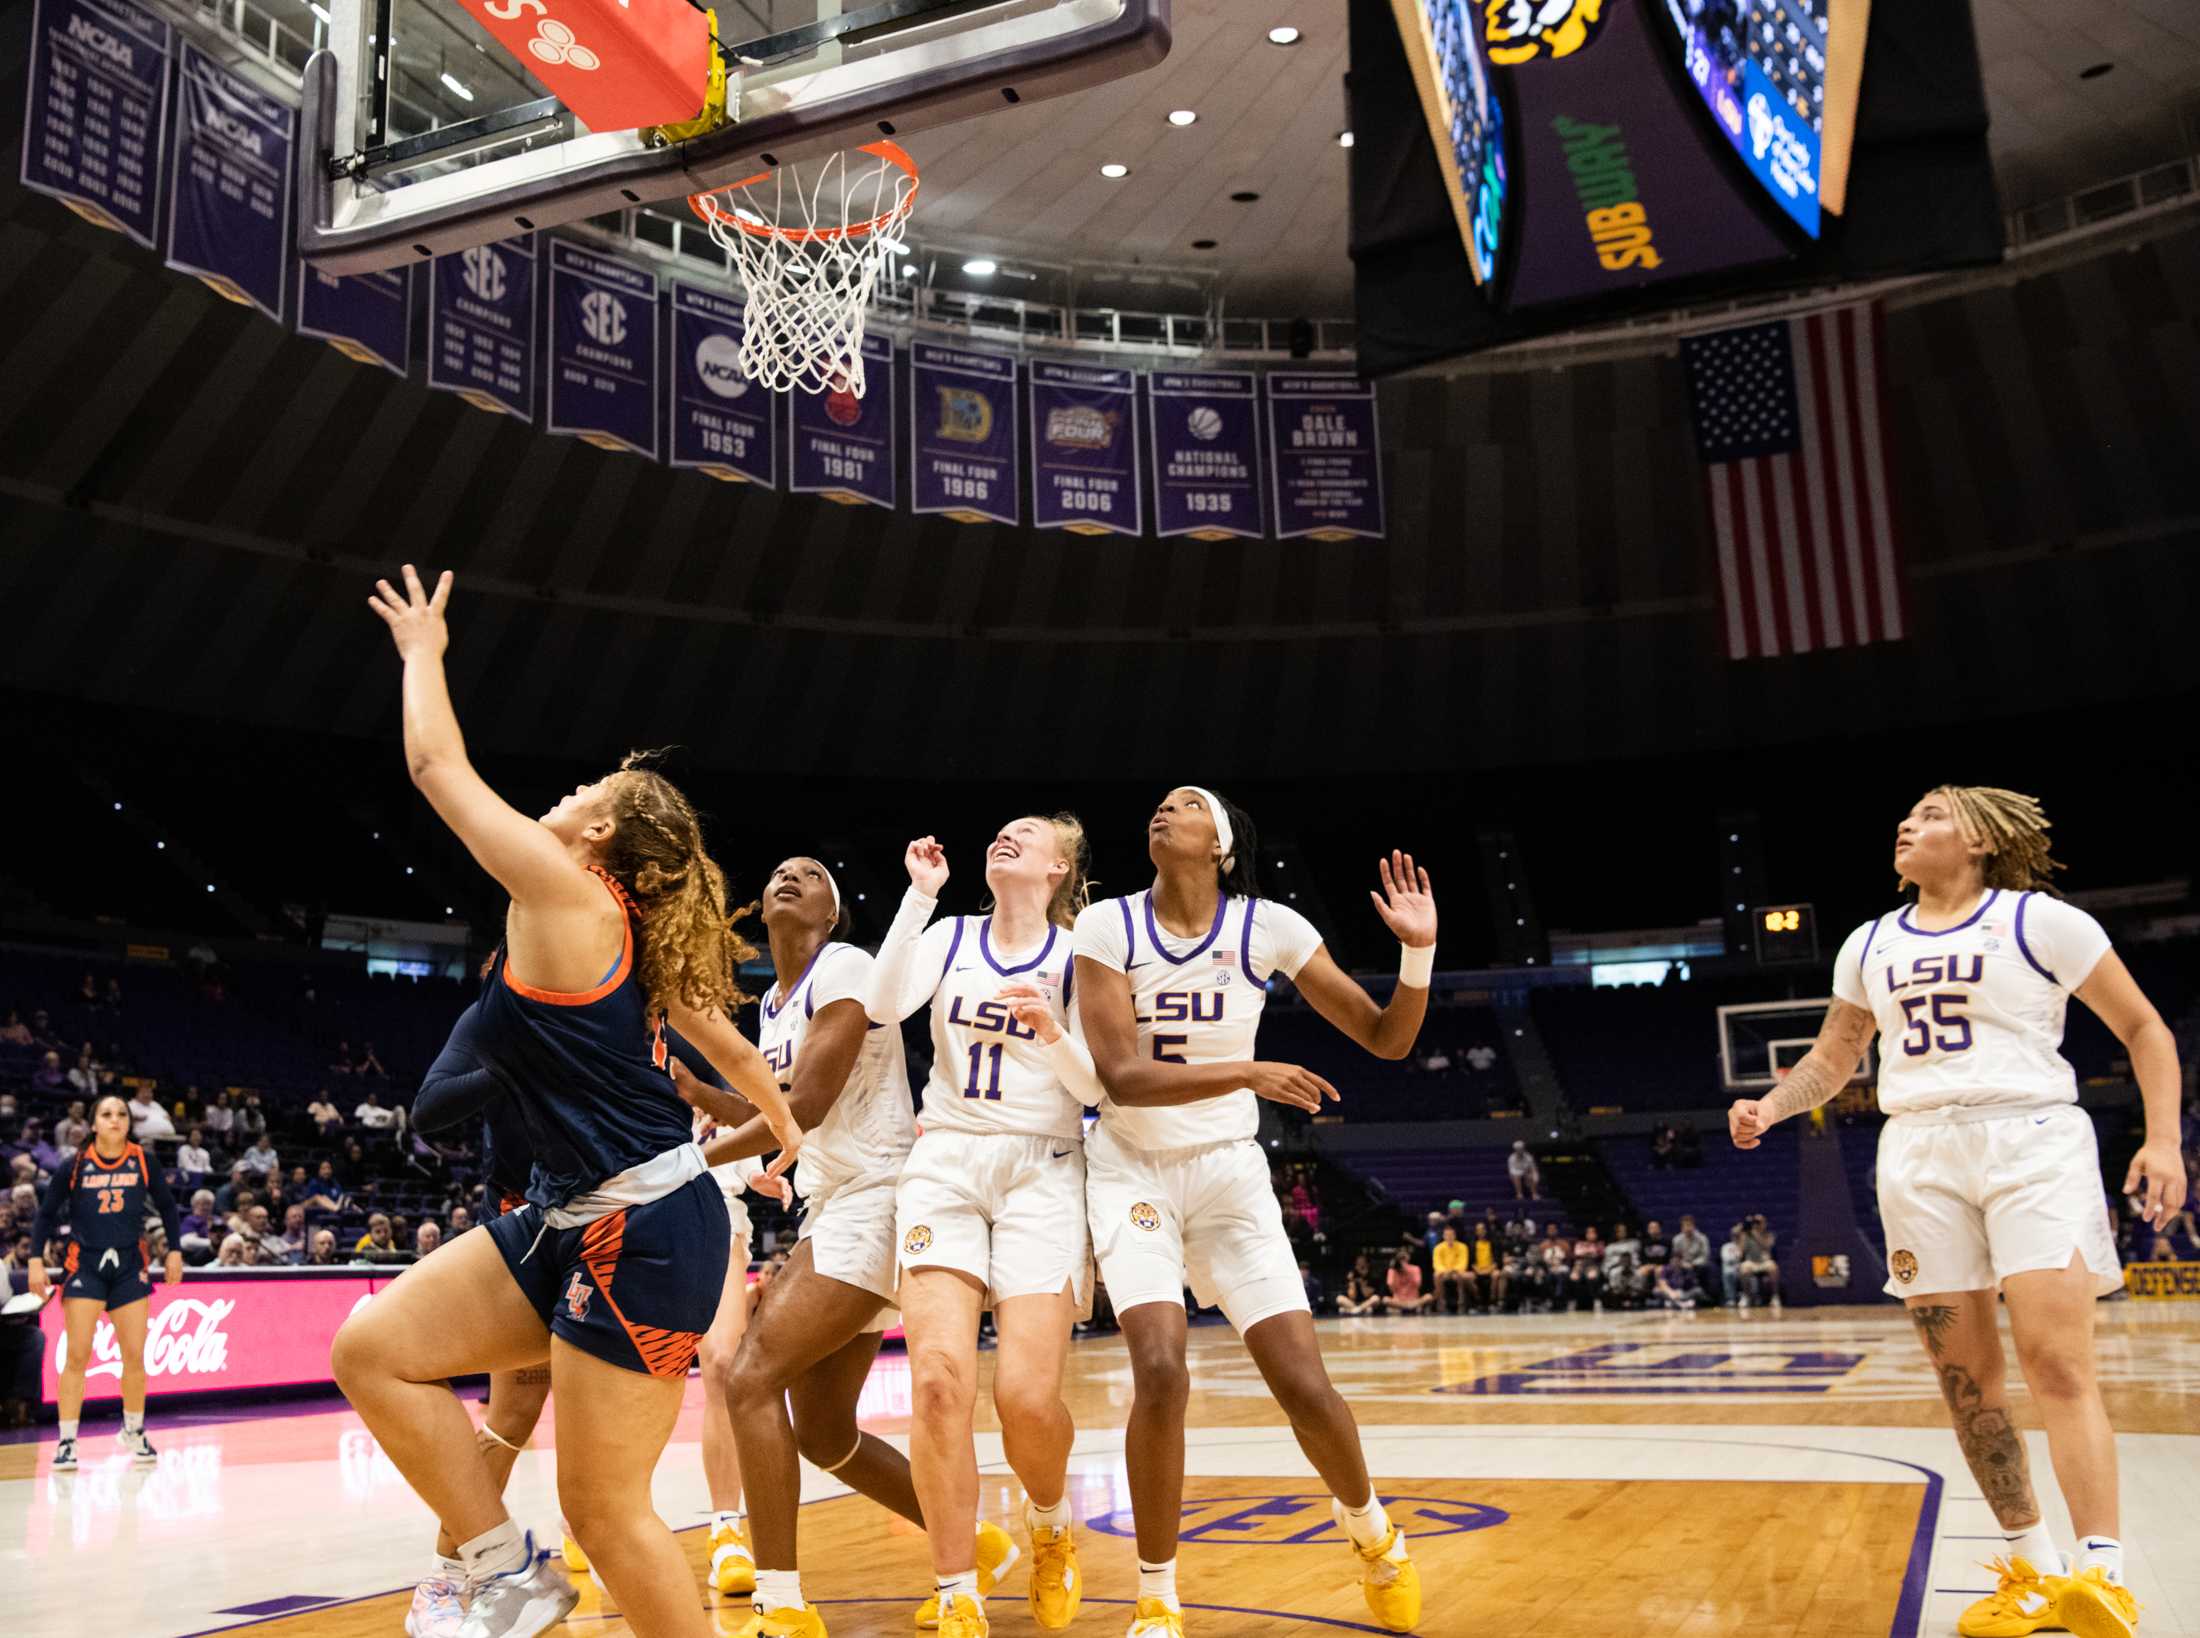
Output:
[577, 1209, 703, 1379]
[83, 1141, 143, 1173]
[502, 869, 635, 1006]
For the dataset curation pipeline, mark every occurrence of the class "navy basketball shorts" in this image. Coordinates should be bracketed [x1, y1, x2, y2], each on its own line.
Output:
[64, 1244, 153, 1310]
[489, 1174, 729, 1378]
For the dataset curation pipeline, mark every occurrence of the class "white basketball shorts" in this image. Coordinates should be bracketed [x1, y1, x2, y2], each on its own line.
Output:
[716, 1172, 752, 1249]
[1084, 1120, 1308, 1335]
[798, 1172, 902, 1329]
[895, 1129, 1091, 1306]
[1876, 1103, 2122, 1299]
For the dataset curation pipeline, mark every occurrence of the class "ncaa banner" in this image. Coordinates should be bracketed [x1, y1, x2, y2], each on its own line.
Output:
[429, 234, 537, 421]
[1264, 374, 1385, 541]
[1149, 371, 1264, 541]
[547, 240, 658, 458]
[165, 42, 292, 320]
[1029, 361, 1140, 537]
[298, 264, 411, 378]
[667, 283, 773, 484]
[789, 331, 895, 508]
[21, 0, 172, 250]
[909, 342, 1020, 526]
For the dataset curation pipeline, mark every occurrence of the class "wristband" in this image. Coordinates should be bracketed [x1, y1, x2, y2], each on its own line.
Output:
[1398, 943, 1435, 988]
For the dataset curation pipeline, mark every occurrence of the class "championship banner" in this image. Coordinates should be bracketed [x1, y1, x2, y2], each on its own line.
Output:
[1149, 371, 1264, 541]
[21, 0, 171, 250]
[909, 342, 1020, 526]
[298, 264, 411, 378]
[667, 283, 774, 484]
[547, 240, 658, 458]
[789, 331, 896, 508]
[1264, 374, 1385, 541]
[165, 42, 292, 320]
[1029, 361, 1140, 537]
[429, 234, 538, 421]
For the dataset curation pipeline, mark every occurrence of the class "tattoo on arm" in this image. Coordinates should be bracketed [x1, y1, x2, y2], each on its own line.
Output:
[1760, 1002, 1876, 1124]
[1908, 1303, 1959, 1357]
[1934, 1363, 2038, 1529]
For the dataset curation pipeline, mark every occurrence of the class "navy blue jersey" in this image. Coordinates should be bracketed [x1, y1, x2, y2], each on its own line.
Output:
[471, 867, 692, 1209]
[415, 999, 536, 1213]
[32, 1141, 181, 1271]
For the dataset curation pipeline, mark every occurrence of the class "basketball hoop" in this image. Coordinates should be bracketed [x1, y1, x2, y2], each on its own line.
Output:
[688, 141, 919, 398]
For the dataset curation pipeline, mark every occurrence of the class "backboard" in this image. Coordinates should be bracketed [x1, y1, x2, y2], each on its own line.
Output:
[298, 0, 1170, 274]
[1717, 997, 1876, 1095]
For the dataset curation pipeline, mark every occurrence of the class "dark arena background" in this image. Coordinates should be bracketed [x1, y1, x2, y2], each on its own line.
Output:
[2, 1, 2198, 1635]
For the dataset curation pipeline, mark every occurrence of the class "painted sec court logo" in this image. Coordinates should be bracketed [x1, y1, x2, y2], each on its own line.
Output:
[1891, 1248, 1919, 1284]
[1088, 1493, 1507, 1545]
[904, 1225, 933, 1256]
[1129, 1202, 1161, 1232]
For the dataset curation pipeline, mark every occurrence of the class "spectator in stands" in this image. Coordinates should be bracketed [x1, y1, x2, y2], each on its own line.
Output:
[1338, 1255, 1385, 1316]
[1641, 1220, 1671, 1274]
[1432, 1227, 1470, 1314]
[1298, 1260, 1326, 1315]
[1467, 1222, 1502, 1310]
[330, 1041, 357, 1077]
[337, 1137, 368, 1185]
[213, 1161, 253, 1216]
[1501, 1211, 1535, 1251]
[11, 1123, 62, 1176]
[66, 1045, 107, 1097]
[126, 1087, 175, 1143]
[234, 1092, 268, 1143]
[2146, 1208, 2199, 1261]
[56, 1101, 89, 1150]
[223, 1191, 260, 1241]
[1650, 1123, 1680, 1169]
[1465, 1042, 1497, 1074]
[414, 1221, 442, 1257]
[76, 974, 99, 1010]
[200, 1089, 234, 1139]
[0, 1010, 31, 1046]
[1721, 1227, 1744, 1307]
[1603, 1223, 1645, 1308]
[175, 1128, 212, 1186]
[28, 1010, 61, 1050]
[1499, 1243, 1537, 1312]
[7, 1155, 38, 1195]
[241, 1133, 278, 1178]
[1387, 1250, 1435, 1315]
[31, 1051, 66, 1095]
[1654, 1255, 1704, 1310]
[1423, 1209, 1449, 1249]
[1508, 1141, 1541, 1201]
[353, 1089, 397, 1131]
[1568, 1225, 1605, 1311]
[1672, 1215, 1712, 1296]
[104, 977, 122, 1011]
[215, 1233, 256, 1267]
[388, 1214, 412, 1251]
[306, 1229, 341, 1265]
[353, 1213, 396, 1257]
[302, 1162, 349, 1215]
[1736, 1215, 1780, 1309]
[179, 1189, 219, 1253]
[447, 1204, 474, 1238]
[358, 1041, 388, 1079]
[307, 1094, 345, 1135]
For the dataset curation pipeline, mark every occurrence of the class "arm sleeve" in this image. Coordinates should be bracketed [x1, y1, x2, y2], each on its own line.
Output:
[2020, 895, 2113, 991]
[1044, 1019, 1106, 1109]
[1830, 920, 1876, 1010]
[31, 1162, 71, 1257]
[413, 1004, 510, 1134]
[1072, 900, 1129, 974]
[145, 1158, 182, 1244]
[865, 889, 954, 1024]
[661, 1024, 729, 1091]
[1255, 901, 1325, 982]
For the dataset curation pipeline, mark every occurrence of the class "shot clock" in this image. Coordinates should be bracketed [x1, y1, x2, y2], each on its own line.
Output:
[1754, 903, 1818, 965]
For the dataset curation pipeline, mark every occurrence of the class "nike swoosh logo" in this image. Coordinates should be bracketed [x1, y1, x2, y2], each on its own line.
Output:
[2034, 1116, 2050, 1125]
[1051, 1150, 1073, 1159]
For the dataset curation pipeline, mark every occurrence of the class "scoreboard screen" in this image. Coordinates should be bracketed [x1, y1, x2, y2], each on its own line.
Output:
[1659, 0, 1845, 236]
[1389, 0, 1507, 285]
[1754, 903, 1820, 965]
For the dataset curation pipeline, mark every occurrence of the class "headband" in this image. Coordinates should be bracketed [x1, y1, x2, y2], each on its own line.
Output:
[818, 861, 842, 918]
[1183, 786, 1236, 873]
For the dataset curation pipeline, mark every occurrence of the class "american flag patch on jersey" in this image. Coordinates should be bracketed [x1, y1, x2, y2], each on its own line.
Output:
[1036, 970, 1061, 987]
[1212, 949, 1235, 966]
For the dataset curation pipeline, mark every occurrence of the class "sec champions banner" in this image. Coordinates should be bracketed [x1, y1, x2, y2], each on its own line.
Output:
[298, 265, 411, 378]
[1030, 361, 1140, 537]
[547, 240, 658, 458]
[1265, 374, 1385, 541]
[429, 235, 537, 421]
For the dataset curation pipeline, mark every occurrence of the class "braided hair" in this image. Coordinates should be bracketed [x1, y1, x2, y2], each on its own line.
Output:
[1906, 784, 2067, 895]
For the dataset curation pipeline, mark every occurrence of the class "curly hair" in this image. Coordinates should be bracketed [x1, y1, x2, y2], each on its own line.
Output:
[1906, 784, 2066, 895]
[595, 752, 757, 1019]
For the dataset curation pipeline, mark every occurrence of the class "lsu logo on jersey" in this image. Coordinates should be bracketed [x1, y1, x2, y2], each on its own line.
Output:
[945, 994, 1040, 1040]
[1129, 1202, 1162, 1233]
[565, 1271, 593, 1319]
[1885, 954, 1985, 993]
[904, 1225, 934, 1256]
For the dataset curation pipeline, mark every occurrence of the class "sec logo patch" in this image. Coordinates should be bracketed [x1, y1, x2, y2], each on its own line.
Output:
[1129, 1202, 1161, 1233]
[1890, 1248, 1918, 1284]
[904, 1225, 933, 1256]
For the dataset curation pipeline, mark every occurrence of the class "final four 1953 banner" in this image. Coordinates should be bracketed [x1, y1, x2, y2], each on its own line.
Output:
[910, 342, 1022, 526]
[1264, 374, 1385, 541]
[668, 283, 774, 484]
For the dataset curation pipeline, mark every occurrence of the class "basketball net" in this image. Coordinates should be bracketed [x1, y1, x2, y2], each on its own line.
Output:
[688, 142, 919, 398]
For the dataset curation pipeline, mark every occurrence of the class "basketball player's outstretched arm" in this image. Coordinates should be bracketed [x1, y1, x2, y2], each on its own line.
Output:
[2074, 952, 2188, 1225]
[1289, 851, 1438, 1060]
[1074, 957, 1336, 1111]
[1728, 1001, 1877, 1148]
[864, 837, 955, 1024]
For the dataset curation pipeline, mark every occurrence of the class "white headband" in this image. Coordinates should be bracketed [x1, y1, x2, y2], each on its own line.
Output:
[1183, 786, 1236, 873]
[818, 862, 842, 917]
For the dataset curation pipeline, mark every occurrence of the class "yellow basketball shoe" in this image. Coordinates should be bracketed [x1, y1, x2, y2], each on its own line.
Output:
[935, 1595, 989, 1638]
[561, 1531, 590, 1574]
[712, 1519, 757, 1597]
[1025, 1510, 1083, 1630]
[913, 1523, 1021, 1628]
[736, 1607, 830, 1638]
[1333, 1501, 1421, 1632]
[2060, 1567, 2139, 1638]
[1124, 1596, 1185, 1637]
[1958, 1557, 2068, 1638]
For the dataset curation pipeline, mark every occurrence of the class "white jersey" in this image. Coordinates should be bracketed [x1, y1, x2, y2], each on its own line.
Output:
[755, 941, 915, 1197]
[869, 887, 1091, 1141]
[1071, 890, 1323, 1152]
[1832, 888, 2112, 1118]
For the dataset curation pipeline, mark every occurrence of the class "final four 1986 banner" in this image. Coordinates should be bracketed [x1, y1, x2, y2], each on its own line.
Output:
[1265, 374, 1385, 541]
[909, 342, 1021, 526]
[1149, 371, 1264, 541]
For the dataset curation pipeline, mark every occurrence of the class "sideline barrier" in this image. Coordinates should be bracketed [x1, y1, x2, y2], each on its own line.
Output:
[2123, 1261, 2200, 1301]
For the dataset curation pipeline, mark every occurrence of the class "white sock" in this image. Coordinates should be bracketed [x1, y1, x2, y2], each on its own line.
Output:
[712, 1510, 745, 1534]
[122, 1411, 144, 1435]
[2073, 1536, 2124, 1584]
[1338, 1492, 1392, 1552]
[59, 1419, 79, 1442]
[755, 1568, 803, 1612]
[431, 1553, 466, 1581]
[1028, 1496, 1073, 1532]
[456, 1520, 528, 1583]
[2003, 1521, 2064, 1577]
[1137, 1559, 1179, 1611]
[936, 1570, 981, 1609]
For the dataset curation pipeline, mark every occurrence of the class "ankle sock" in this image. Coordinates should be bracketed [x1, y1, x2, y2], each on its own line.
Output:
[755, 1568, 803, 1611]
[2073, 1536, 2123, 1585]
[456, 1519, 528, 1583]
[59, 1419, 79, 1442]
[2003, 1521, 2064, 1577]
[122, 1411, 144, 1436]
[936, 1569, 981, 1609]
[712, 1510, 746, 1534]
[1028, 1496, 1073, 1532]
[1137, 1559, 1179, 1611]
[1338, 1492, 1392, 1552]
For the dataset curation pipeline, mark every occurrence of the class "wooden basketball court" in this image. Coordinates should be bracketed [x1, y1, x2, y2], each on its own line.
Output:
[9, 1302, 2198, 1637]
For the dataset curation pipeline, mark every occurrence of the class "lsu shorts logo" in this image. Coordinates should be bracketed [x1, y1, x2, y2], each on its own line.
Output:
[1890, 1249, 1919, 1285]
[1129, 1202, 1161, 1233]
[904, 1225, 933, 1256]
[564, 1271, 593, 1319]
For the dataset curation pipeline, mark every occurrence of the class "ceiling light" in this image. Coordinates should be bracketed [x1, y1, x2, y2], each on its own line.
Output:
[962, 258, 998, 275]
[1268, 25, 1301, 46]
[901, 260, 918, 276]
[1167, 109, 1198, 127]
[1336, 129, 1354, 148]
[439, 71, 475, 102]
[1100, 162, 1129, 178]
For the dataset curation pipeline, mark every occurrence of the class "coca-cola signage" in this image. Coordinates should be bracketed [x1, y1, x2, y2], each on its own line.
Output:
[40, 1275, 389, 1401]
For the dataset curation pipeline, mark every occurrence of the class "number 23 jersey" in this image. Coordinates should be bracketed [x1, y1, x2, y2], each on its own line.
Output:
[1833, 888, 2111, 1117]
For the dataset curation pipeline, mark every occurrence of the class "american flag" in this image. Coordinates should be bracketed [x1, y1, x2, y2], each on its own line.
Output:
[1682, 306, 1907, 660]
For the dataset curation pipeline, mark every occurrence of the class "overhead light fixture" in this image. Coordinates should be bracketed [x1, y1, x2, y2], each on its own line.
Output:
[875, 233, 908, 254]
[1268, 25, 1301, 46]
[962, 258, 998, 275]
[309, 1, 330, 20]
[1167, 109, 1198, 127]
[901, 260, 918, 277]
[1336, 129, 1354, 148]
[439, 71, 475, 102]
[1100, 162, 1129, 178]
